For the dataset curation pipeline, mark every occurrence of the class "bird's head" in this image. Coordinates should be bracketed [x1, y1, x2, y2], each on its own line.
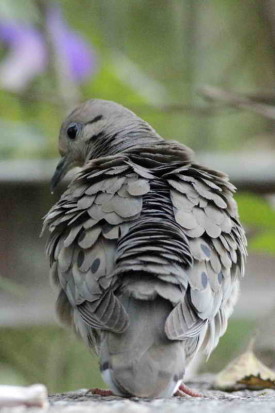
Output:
[51, 99, 159, 192]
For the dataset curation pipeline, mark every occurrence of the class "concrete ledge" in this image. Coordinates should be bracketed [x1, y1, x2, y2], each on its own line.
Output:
[45, 377, 275, 413]
[0, 152, 274, 192]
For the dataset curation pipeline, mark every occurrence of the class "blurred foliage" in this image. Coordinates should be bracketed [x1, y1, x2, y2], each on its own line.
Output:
[202, 318, 256, 373]
[0, 275, 27, 297]
[0, 0, 274, 159]
[0, 326, 105, 393]
[0, 119, 46, 159]
[0, 320, 255, 392]
[236, 193, 275, 254]
[250, 232, 275, 255]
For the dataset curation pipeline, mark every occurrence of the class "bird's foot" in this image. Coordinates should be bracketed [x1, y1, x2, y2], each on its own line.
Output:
[86, 388, 114, 397]
[175, 383, 204, 398]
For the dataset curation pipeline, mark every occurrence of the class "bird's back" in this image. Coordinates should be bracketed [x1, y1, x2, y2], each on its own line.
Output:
[44, 137, 246, 397]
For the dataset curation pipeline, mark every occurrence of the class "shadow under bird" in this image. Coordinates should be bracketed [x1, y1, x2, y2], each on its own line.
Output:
[43, 99, 247, 398]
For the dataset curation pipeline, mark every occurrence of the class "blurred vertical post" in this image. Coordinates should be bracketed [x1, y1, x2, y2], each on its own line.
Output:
[172, 0, 211, 150]
[35, 0, 81, 113]
[257, 0, 275, 136]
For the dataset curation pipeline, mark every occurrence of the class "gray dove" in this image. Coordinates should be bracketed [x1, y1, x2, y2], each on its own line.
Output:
[43, 99, 247, 398]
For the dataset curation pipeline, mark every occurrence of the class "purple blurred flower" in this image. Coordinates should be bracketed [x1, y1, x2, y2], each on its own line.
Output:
[0, 7, 96, 92]
[46, 7, 95, 82]
[0, 22, 47, 91]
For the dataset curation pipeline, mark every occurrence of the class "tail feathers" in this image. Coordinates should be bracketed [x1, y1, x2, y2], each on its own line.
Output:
[99, 296, 186, 397]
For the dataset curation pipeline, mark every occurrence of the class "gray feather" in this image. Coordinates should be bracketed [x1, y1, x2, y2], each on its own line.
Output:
[77, 291, 129, 333]
[78, 225, 101, 249]
[43, 98, 247, 398]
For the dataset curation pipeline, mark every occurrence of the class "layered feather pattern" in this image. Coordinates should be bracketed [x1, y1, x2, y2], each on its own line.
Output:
[44, 148, 246, 356]
[44, 100, 247, 397]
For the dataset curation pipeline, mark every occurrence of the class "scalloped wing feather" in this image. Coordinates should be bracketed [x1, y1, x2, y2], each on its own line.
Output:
[44, 156, 152, 334]
[165, 163, 247, 356]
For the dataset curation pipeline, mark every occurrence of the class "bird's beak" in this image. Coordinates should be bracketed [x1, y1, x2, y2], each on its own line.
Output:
[50, 156, 74, 193]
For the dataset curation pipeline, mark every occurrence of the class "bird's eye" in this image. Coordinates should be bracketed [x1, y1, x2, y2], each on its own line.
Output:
[67, 123, 79, 140]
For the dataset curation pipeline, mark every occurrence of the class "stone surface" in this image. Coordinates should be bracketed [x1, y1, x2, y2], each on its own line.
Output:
[1, 377, 275, 412]
[45, 377, 275, 413]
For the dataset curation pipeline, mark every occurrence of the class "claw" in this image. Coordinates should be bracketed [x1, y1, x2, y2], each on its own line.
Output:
[175, 384, 204, 398]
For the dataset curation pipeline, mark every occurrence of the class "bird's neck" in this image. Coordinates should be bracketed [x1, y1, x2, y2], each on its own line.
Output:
[86, 122, 163, 160]
[111, 129, 164, 155]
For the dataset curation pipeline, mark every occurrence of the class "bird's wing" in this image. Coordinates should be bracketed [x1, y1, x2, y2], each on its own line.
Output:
[164, 163, 247, 355]
[43, 155, 152, 334]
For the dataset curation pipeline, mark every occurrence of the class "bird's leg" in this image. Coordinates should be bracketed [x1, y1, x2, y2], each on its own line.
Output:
[175, 383, 204, 397]
[86, 388, 114, 397]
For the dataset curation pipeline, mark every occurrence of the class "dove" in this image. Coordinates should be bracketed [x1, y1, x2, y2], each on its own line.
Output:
[43, 99, 247, 398]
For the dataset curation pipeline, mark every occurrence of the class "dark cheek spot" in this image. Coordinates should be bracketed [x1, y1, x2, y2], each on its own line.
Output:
[87, 115, 103, 125]
[91, 258, 100, 273]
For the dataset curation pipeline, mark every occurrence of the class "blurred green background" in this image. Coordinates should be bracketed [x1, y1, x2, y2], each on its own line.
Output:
[0, 0, 275, 393]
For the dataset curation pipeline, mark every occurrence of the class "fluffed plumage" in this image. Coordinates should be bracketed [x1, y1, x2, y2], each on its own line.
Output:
[43, 99, 247, 398]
